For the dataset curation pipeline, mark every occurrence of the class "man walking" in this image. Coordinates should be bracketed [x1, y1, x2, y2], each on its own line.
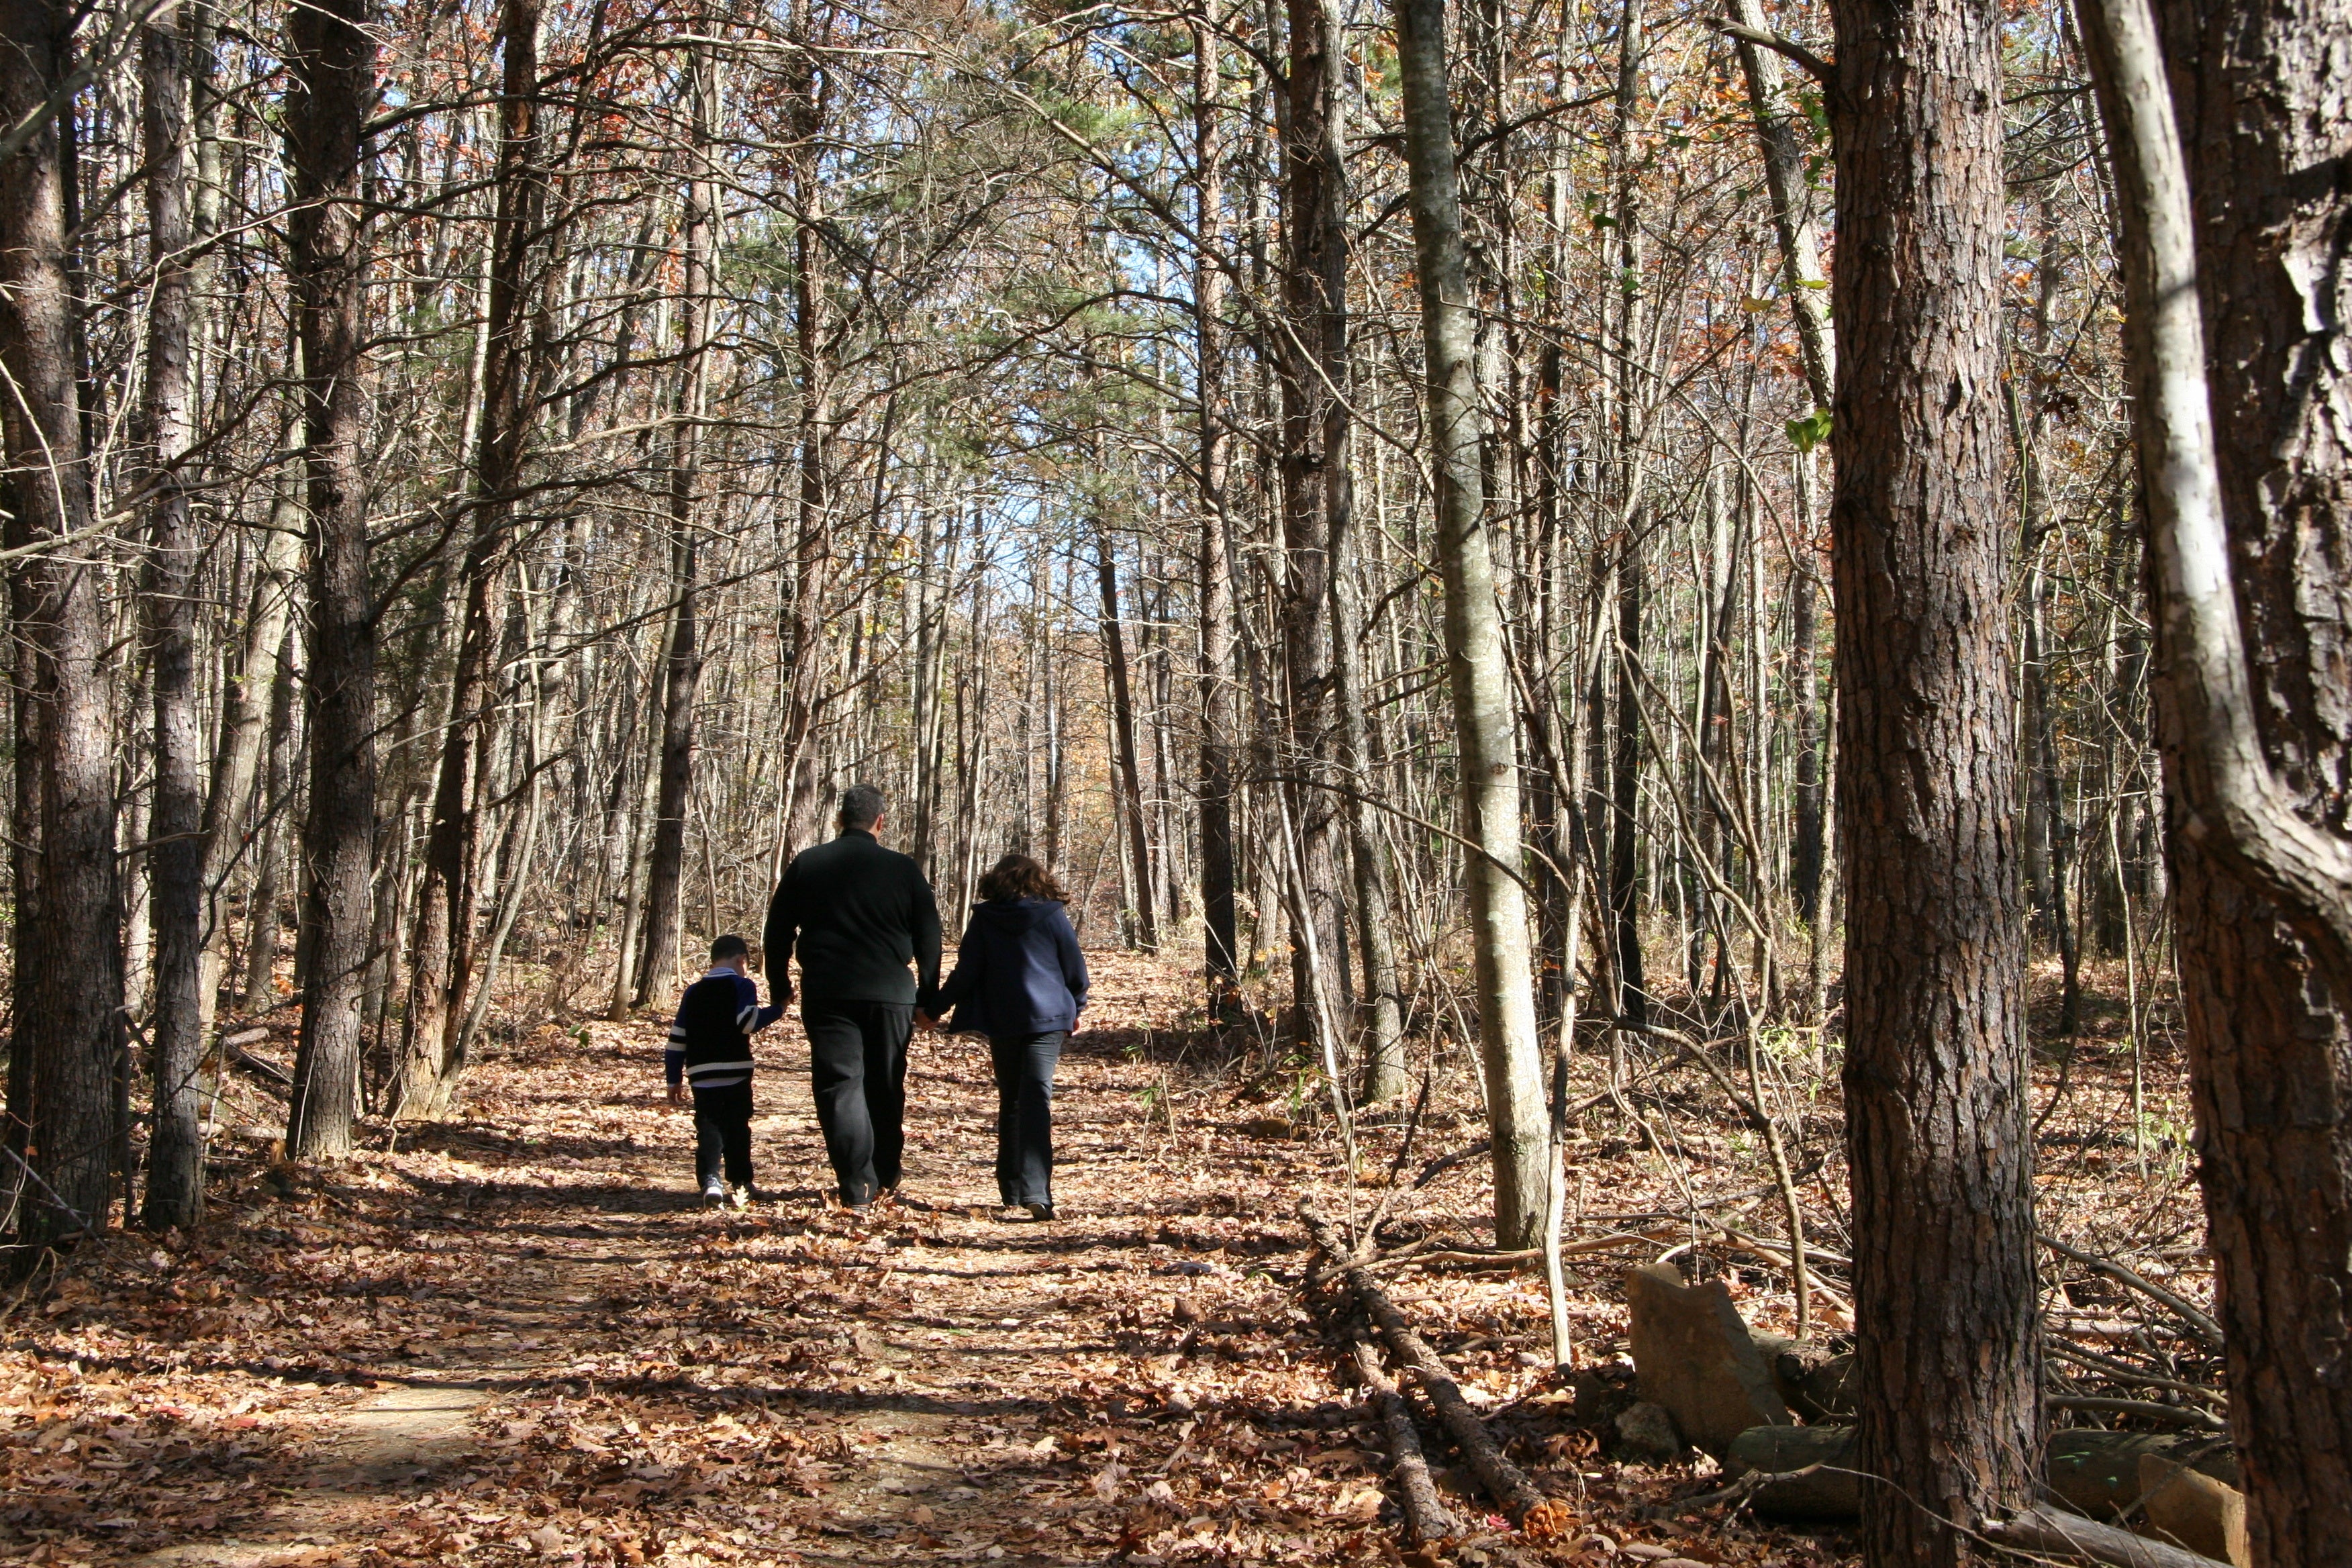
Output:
[763, 785, 942, 1210]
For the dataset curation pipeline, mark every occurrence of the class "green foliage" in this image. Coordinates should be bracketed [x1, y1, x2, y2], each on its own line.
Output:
[1785, 406, 1832, 454]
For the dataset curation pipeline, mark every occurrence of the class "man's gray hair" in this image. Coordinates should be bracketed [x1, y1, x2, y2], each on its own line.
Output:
[838, 783, 885, 830]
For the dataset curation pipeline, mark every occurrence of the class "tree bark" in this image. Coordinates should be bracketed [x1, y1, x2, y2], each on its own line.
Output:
[240, 622, 300, 1012]
[1275, 0, 1351, 1032]
[631, 41, 714, 1010]
[1826, 0, 2041, 1555]
[1605, 0, 1650, 1029]
[2100, 0, 2352, 1557]
[283, 0, 379, 1162]
[1334, 550, 1406, 1101]
[0, 0, 126, 1251]
[1193, 19, 1241, 1012]
[199, 480, 301, 1030]
[1393, 0, 1549, 1248]
[139, 0, 207, 1228]
[396, 0, 544, 1117]
[1097, 532, 1158, 952]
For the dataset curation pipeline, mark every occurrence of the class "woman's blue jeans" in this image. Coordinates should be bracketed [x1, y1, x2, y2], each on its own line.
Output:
[989, 1032, 1064, 1206]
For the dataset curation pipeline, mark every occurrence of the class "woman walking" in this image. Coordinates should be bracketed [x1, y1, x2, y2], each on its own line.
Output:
[921, 854, 1089, 1220]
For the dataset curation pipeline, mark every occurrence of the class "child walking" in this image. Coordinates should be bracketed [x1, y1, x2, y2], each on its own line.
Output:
[920, 854, 1088, 1221]
[667, 934, 784, 1209]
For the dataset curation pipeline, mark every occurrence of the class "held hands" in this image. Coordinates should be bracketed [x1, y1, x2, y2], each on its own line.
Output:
[914, 1010, 942, 1034]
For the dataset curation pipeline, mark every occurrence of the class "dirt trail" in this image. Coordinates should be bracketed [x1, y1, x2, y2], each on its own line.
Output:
[11, 952, 1421, 1568]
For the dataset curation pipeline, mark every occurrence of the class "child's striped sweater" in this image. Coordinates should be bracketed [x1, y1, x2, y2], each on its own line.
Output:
[666, 967, 784, 1090]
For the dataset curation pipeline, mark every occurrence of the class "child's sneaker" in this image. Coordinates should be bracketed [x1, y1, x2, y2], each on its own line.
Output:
[701, 1179, 727, 1208]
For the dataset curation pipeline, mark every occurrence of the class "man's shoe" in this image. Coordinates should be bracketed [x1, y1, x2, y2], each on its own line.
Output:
[1026, 1202, 1057, 1222]
[701, 1180, 727, 1208]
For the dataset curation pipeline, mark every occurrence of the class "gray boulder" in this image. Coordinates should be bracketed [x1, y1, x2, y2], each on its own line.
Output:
[1614, 1401, 1684, 1463]
[1622, 1263, 1792, 1458]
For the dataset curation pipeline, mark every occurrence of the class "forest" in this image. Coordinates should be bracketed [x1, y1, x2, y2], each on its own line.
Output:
[0, 0, 2346, 1560]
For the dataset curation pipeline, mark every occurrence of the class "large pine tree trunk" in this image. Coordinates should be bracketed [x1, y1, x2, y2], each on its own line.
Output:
[283, 0, 378, 1162]
[2125, 0, 2352, 1557]
[139, 0, 208, 1228]
[0, 0, 126, 1251]
[1826, 0, 2040, 1557]
[1392, 0, 1548, 1249]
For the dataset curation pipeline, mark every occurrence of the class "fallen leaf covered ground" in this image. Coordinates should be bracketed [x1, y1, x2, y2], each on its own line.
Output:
[0, 948, 2204, 1568]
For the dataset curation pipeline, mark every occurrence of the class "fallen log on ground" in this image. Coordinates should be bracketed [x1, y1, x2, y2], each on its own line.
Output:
[217, 1028, 294, 1094]
[2047, 1431, 2238, 1520]
[1359, 1226, 1683, 1276]
[1349, 1336, 1460, 1545]
[1984, 1504, 2232, 1568]
[1300, 1195, 1565, 1532]
[1720, 1424, 1858, 1518]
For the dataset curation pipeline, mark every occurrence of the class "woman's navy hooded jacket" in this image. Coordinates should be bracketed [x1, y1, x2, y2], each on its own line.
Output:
[932, 898, 1089, 1038]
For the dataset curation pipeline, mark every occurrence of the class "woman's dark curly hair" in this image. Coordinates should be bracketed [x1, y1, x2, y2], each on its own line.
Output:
[977, 852, 1069, 903]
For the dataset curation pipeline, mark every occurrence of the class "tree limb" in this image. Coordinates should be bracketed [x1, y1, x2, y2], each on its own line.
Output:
[1712, 21, 1833, 87]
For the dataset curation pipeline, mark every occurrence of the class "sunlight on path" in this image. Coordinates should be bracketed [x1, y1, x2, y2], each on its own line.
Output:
[15, 951, 1387, 1568]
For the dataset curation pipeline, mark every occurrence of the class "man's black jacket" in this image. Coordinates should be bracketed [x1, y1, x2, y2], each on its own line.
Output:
[763, 828, 942, 1008]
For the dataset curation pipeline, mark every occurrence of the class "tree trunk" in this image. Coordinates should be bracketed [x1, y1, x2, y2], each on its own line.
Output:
[199, 479, 301, 1030]
[631, 40, 714, 1010]
[1827, 0, 2041, 1556]
[1096, 532, 1158, 952]
[1392, 0, 1548, 1249]
[0, 0, 126, 1250]
[775, 0, 832, 863]
[2122, 0, 2352, 1558]
[396, 0, 543, 1118]
[1333, 526, 1406, 1099]
[1275, 0, 1350, 1033]
[1193, 22, 1240, 1012]
[283, 0, 379, 1163]
[140, 0, 208, 1228]
[1605, 0, 1650, 1029]
[1788, 507, 1826, 929]
[240, 624, 299, 1010]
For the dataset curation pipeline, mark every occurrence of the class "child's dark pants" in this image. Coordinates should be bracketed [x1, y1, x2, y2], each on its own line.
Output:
[693, 1081, 755, 1191]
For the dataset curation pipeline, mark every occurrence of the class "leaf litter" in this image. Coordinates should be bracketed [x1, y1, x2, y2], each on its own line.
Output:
[0, 950, 2204, 1567]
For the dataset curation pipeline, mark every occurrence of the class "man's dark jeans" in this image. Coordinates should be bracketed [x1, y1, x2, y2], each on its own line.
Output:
[801, 1000, 913, 1206]
[693, 1081, 755, 1191]
[989, 1031, 1064, 1207]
